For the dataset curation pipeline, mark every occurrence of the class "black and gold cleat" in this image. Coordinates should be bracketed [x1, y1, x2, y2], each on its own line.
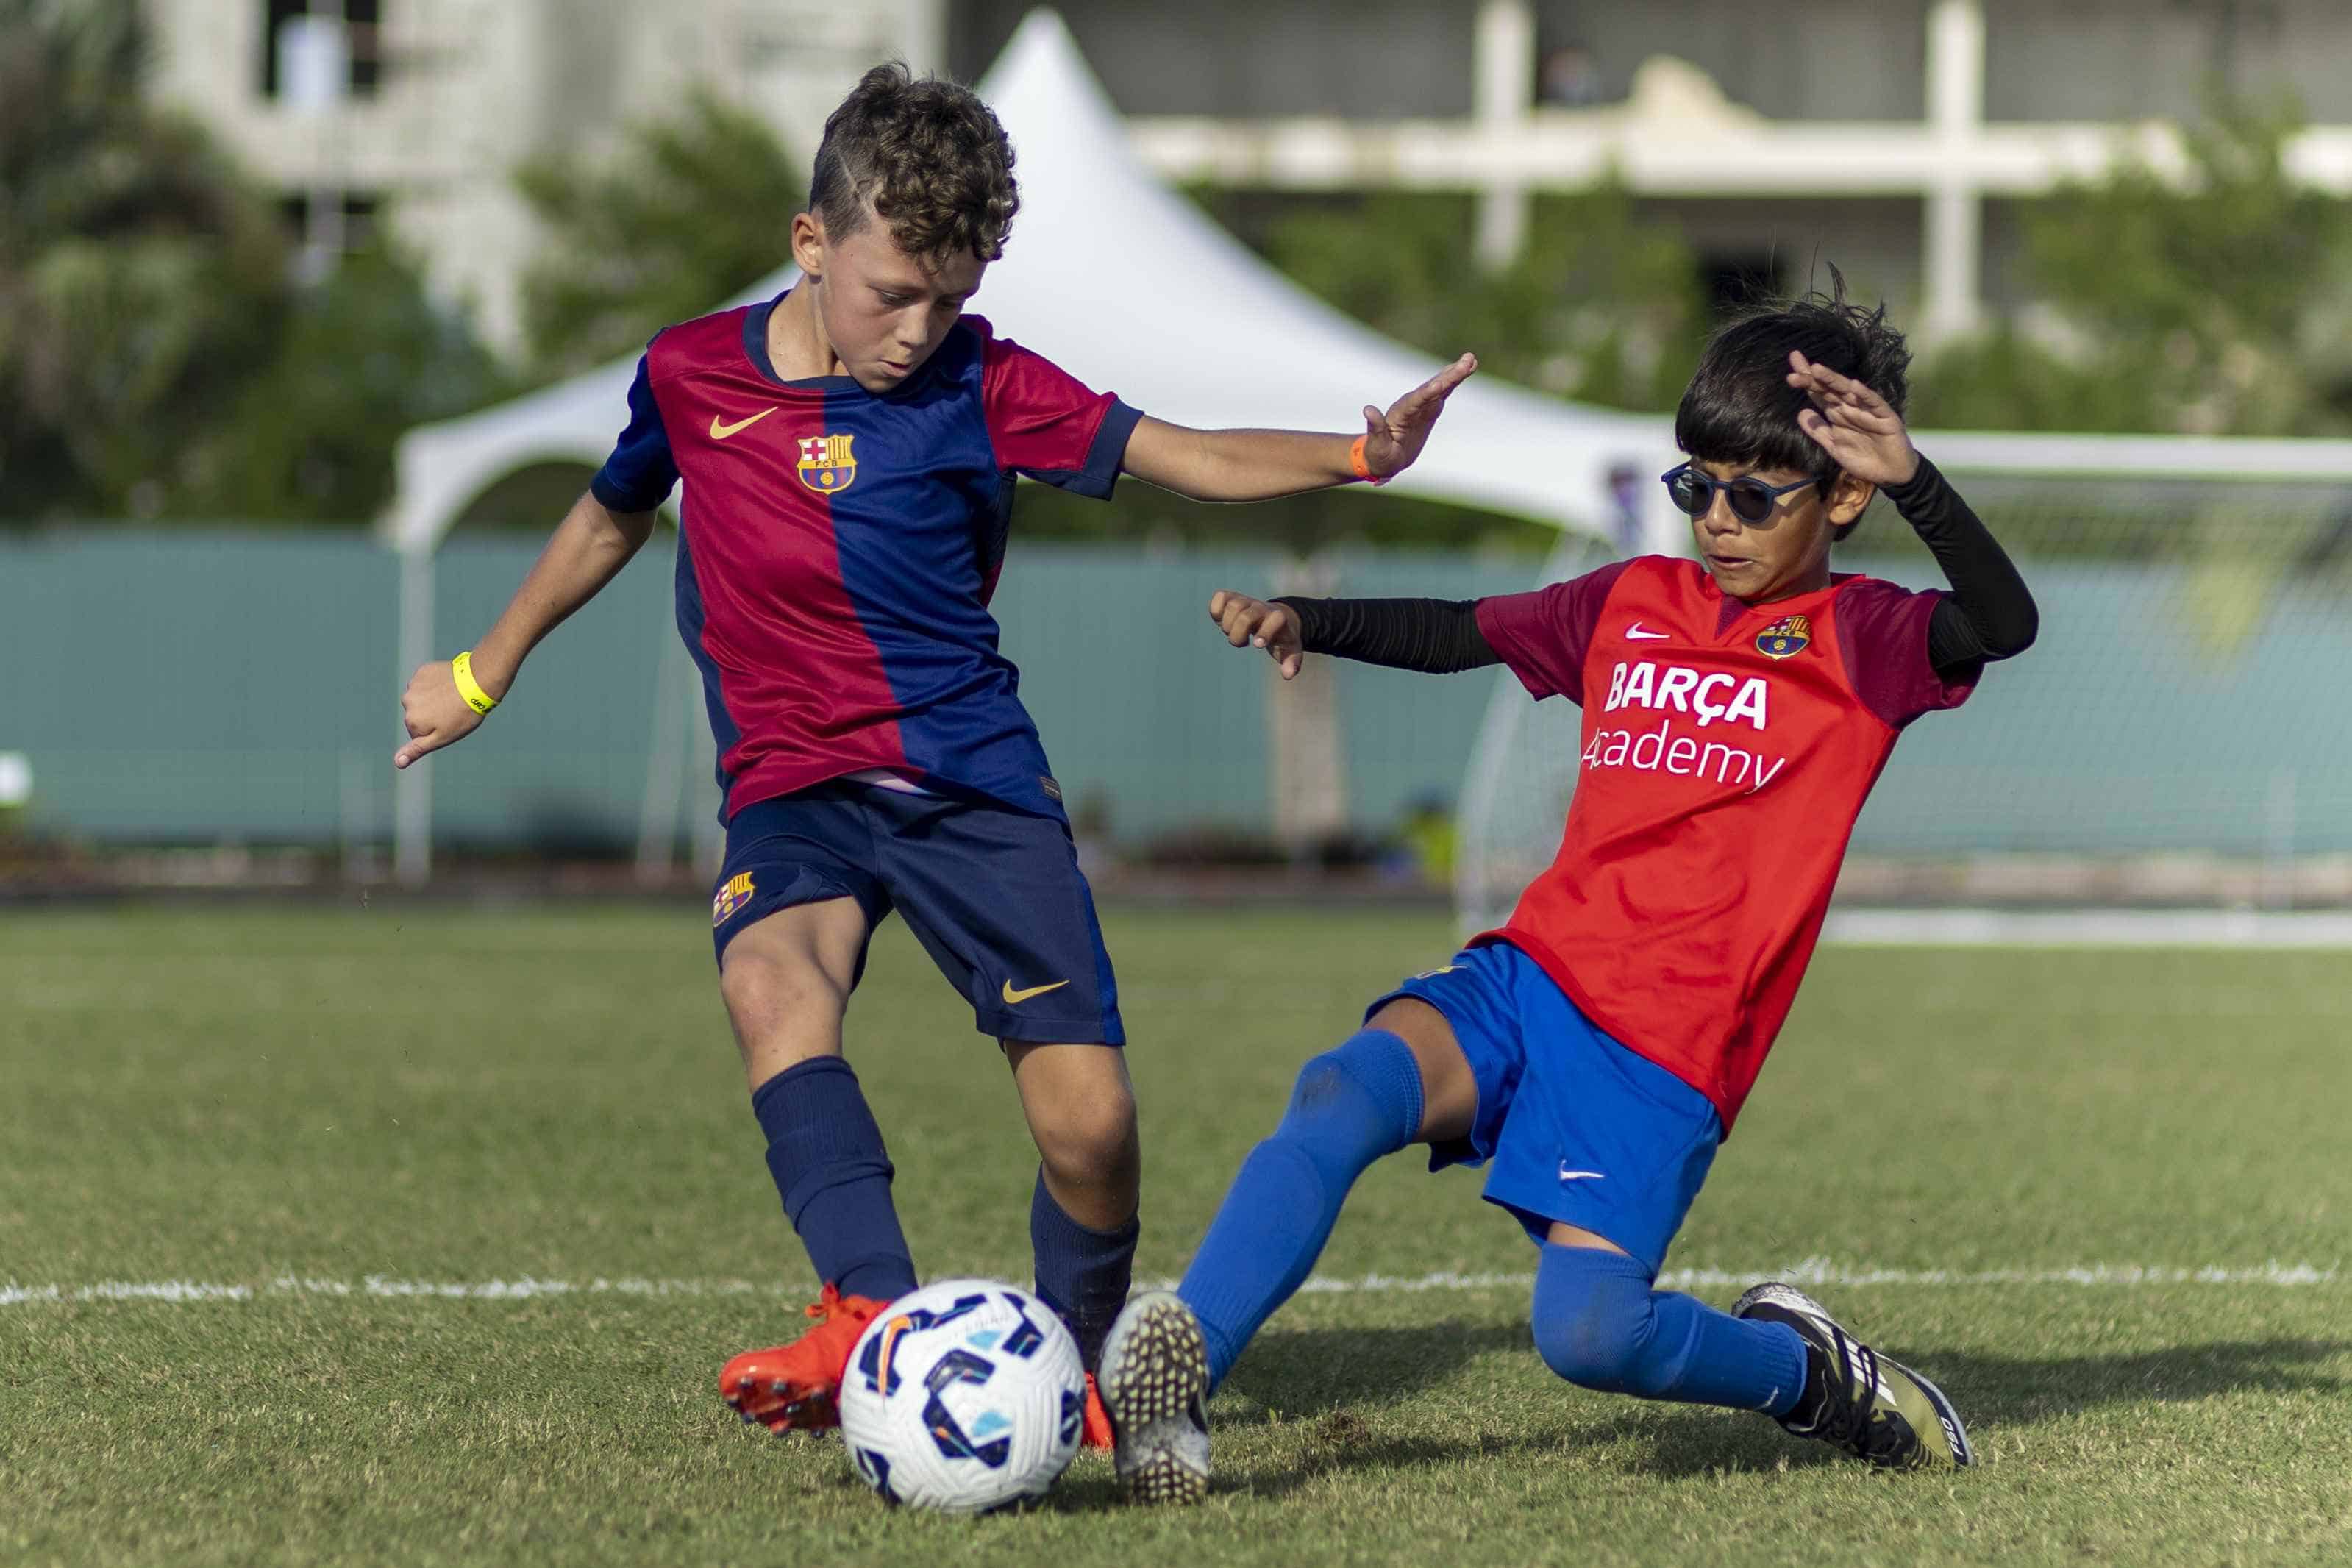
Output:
[1733, 1282, 1973, 1469]
[1097, 1291, 1211, 1505]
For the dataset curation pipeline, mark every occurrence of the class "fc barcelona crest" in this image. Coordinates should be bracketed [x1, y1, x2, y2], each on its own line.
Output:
[797, 433, 857, 494]
[1756, 614, 1811, 659]
[713, 872, 756, 925]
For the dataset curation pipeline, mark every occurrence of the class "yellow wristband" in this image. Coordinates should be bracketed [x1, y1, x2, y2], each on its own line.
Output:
[452, 651, 499, 716]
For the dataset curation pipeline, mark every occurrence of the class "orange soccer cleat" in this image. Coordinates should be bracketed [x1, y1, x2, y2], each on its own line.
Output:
[1082, 1372, 1114, 1451]
[719, 1284, 891, 1434]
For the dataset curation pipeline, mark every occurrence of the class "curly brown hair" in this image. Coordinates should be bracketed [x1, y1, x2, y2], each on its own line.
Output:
[809, 64, 1020, 266]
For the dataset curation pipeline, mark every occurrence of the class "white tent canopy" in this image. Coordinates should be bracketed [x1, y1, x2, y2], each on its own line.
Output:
[385, 9, 1663, 555]
[382, 8, 1669, 880]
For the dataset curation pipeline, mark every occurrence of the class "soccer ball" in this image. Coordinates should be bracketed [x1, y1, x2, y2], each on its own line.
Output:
[838, 1277, 1086, 1514]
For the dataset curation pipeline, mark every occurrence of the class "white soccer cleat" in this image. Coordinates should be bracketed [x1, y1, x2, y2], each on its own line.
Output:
[1097, 1291, 1211, 1505]
[1733, 1281, 1973, 1469]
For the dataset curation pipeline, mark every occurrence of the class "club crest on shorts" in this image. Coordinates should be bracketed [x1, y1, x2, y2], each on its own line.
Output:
[713, 871, 755, 925]
[797, 433, 857, 494]
[1756, 613, 1811, 659]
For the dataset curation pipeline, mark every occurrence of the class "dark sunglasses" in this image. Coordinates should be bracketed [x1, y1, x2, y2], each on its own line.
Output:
[1661, 463, 1821, 524]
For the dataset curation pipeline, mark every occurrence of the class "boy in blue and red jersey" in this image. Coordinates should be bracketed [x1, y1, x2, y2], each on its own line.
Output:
[394, 65, 1474, 1442]
[1097, 285, 2037, 1502]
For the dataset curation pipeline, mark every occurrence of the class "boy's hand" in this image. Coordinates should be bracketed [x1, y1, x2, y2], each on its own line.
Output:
[1360, 353, 1478, 481]
[394, 658, 486, 769]
[1208, 591, 1305, 680]
[1788, 349, 1919, 486]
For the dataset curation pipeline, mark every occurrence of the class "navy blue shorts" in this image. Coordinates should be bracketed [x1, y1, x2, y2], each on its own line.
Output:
[1372, 941, 1722, 1275]
[711, 783, 1123, 1046]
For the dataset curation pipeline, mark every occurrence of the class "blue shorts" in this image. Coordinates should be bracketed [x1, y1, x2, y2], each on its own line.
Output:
[711, 782, 1123, 1046]
[1372, 941, 1721, 1275]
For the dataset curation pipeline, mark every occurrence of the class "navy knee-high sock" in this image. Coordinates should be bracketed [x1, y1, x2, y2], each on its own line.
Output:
[1030, 1172, 1138, 1373]
[1177, 1029, 1424, 1389]
[752, 1057, 918, 1302]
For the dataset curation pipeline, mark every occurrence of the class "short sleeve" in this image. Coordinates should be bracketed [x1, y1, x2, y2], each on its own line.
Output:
[588, 354, 678, 513]
[1472, 560, 1630, 703]
[981, 335, 1141, 499]
[1834, 577, 1978, 728]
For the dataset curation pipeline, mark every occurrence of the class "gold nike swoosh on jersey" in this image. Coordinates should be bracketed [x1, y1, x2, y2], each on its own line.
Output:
[709, 407, 777, 440]
[1001, 979, 1072, 1005]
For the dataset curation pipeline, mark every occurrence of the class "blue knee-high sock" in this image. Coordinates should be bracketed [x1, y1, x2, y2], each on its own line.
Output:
[1531, 1244, 1808, 1416]
[1177, 1029, 1424, 1389]
[1030, 1172, 1138, 1373]
[752, 1057, 919, 1302]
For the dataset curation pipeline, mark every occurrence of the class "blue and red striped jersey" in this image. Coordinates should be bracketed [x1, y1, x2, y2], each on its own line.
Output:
[590, 292, 1141, 820]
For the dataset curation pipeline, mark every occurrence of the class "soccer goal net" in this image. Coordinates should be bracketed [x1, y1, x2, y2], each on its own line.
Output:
[1454, 430, 2352, 930]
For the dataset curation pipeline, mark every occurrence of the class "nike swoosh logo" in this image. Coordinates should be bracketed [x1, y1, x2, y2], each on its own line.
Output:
[1624, 623, 1669, 641]
[1558, 1166, 1606, 1182]
[874, 1314, 913, 1384]
[1001, 979, 1072, 1005]
[709, 407, 777, 440]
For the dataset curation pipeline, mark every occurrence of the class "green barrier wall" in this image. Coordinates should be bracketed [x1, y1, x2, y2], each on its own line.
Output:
[0, 530, 1528, 852]
[7, 529, 2348, 856]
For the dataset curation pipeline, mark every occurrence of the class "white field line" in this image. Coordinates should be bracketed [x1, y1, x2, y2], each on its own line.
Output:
[0, 1259, 2339, 1311]
[1821, 908, 2352, 949]
[1291, 1260, 2345, 1292]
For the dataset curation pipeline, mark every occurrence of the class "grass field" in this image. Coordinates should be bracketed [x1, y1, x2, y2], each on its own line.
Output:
[4, 903, 2349, 1566]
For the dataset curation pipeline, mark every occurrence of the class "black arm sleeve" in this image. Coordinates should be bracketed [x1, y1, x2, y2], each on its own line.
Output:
[1883, 456, 2039, 672]
[1268, 596, 1500, 674]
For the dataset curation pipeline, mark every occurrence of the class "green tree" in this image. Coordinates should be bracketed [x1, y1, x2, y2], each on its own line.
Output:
[0, 0, 505, 524]
[516, 91, 804, 377]
[1013, 185, 1695, 551]
[1917, 99, 2352, 438]
[1252, 188, 1706, 414]
[0, 0, 288, 519]
[188, 243, 513, 521]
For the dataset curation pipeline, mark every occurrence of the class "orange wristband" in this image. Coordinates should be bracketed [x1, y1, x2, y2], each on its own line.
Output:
[1350, 434, 1388, 486]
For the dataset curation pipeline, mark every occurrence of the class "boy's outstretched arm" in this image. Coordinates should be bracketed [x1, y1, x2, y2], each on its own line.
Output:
[393, 491, 658, 767]
[1208, 589, 1498, 682]
[1124, 354, 1476, 502]
[1788, 349, 2037, 669]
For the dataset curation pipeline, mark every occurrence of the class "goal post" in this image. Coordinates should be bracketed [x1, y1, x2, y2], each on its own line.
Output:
[1454, 428, 2352, 930]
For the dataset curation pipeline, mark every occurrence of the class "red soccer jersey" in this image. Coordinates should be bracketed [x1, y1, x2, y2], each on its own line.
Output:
[1472, 555, 1977, 1129]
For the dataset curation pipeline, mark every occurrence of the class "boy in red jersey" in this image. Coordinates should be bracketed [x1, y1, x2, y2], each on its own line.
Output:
[393, 65, 1472, 1442]
[1099, 285, 2036, 1503]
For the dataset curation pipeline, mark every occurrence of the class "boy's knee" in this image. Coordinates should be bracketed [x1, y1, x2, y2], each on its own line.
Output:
[1273, 1033, 1423, 1160]
[1286, 1051, 1357, 1114]
[1033, 1084, 1139, 1187]
[1286, 1038, 1407, 1118]
[1532, 1258, 1666, 1397]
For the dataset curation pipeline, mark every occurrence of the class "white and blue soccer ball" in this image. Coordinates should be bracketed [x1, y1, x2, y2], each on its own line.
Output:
[838, 1277, 1086, 1514]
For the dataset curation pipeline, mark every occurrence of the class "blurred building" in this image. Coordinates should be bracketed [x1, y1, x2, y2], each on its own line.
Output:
[966, 0, 2352, 343]
[143, 0, 2352, 355]
[141, 0, 947, 352]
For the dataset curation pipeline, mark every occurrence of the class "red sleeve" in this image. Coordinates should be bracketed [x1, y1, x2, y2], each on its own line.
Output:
[1473, 560, 1631, 703]
[1834, 577, 1978, 729]
[980, 329, 1142, 499]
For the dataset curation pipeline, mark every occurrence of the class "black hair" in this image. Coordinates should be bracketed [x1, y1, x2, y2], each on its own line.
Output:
[1673, 269, 1911, 540]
